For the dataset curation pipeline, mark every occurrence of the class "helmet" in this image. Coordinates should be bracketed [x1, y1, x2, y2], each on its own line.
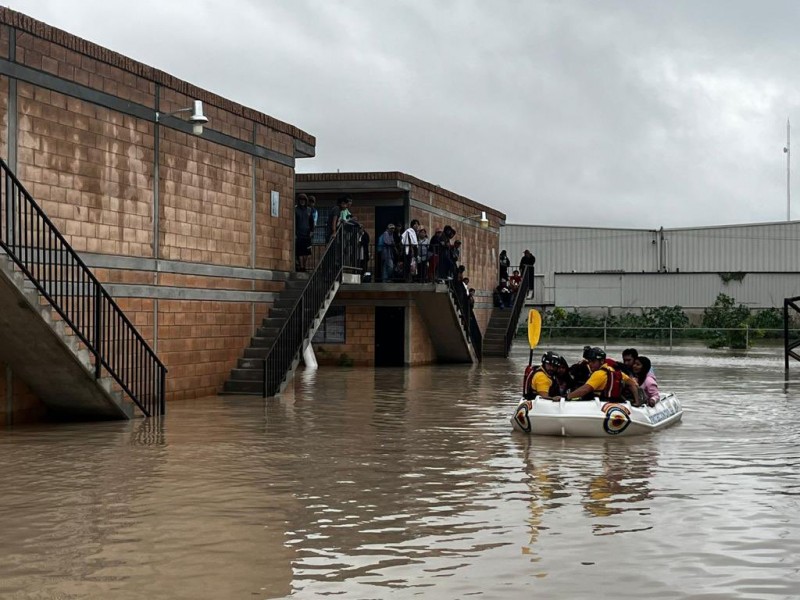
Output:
[541, 351, 561, 368]
[585, 347, 606, 362]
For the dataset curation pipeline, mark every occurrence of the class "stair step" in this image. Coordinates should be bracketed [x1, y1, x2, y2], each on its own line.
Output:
[243, 347, 270, 359]
[238, 357, 265, 369]
[249, 336, 275, 348]
[229, 368, 264, 381]
[256, 326, 282, 338]
[222, 380, 266, 395]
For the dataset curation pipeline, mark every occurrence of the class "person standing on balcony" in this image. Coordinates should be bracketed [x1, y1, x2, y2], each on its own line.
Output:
[401, 220, 420, 282]
[417, 228, 430, 282]
[294, 194, 313, 272]
[519, 249, 536, 298]
[499, 250, 511, 283]
[380, 224, 396, 282]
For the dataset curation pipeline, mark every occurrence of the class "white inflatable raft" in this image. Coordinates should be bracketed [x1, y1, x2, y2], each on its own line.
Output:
[511, 393, 682, 437]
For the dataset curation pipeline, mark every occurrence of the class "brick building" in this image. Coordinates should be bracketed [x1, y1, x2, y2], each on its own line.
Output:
[0, 9, 508, 423]
[297, 173, 505, 366]
[0, 8, 314, 422]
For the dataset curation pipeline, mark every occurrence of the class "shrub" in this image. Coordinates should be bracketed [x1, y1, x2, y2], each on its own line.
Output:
[702, 293, 750, 349]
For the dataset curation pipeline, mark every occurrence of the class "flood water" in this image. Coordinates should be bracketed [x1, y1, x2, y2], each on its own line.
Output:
[2, 342, 800, 599]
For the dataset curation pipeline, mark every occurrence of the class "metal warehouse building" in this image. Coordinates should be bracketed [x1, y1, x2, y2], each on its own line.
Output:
[500, 220, 800, 311]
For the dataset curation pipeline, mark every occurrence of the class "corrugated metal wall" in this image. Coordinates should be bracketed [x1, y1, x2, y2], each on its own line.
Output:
[555, 272, 800, 309]
[502, 220, 800, 307]
[665, 221, 800, 272]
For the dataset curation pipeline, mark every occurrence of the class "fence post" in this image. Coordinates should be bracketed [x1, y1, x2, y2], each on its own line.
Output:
[603, 317, 607, 350]
[745, 324, 749, 348]
[93, 284, 101, 379]
[669, 320, 673, 351]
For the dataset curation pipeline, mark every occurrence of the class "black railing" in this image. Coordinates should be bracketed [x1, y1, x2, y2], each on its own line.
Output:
[502, 264, 532, 357]
[469, 312, 483, 360]
[263, 222, 359, 397]
[785, 296, 800, 370]
[0, 158, 166, 417]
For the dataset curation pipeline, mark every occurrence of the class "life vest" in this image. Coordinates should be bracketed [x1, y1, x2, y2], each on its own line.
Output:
[523, 366, 548, 400]
[598, 364, 624, 400]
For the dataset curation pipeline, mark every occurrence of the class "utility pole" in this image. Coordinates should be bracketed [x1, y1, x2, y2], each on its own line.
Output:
[784, 119, 791, 221]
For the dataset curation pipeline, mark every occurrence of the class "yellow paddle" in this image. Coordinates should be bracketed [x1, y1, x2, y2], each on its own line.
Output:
[528, 309, 541, 348]
[527, 309, 542, 367]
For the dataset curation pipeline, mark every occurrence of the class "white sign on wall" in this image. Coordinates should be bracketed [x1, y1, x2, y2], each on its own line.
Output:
[270, 191, 280, 217]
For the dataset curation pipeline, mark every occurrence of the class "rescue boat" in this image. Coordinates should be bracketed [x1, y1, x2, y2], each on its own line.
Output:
[510, 393, 683, 437]
[511, 310, 683, 437]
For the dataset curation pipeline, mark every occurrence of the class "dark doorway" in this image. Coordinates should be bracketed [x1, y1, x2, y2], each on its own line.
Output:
[375, 206, 405, 282]
[375, 306, 405, 367]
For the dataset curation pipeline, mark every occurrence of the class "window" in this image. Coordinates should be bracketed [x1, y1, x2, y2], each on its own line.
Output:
[313, 306, 346, 343]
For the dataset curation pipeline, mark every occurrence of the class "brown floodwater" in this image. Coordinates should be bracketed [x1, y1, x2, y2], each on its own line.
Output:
[1, 342, 800, 599]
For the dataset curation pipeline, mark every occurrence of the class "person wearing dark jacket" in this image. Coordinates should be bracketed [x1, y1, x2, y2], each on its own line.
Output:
[519, 249, 536, 298]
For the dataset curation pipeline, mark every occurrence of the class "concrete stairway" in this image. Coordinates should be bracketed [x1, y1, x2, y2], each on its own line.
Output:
[0, 249, 133, 420]
[414, 285, 477, 363]
[222, 273, 341, 395]
[482, 307, 515, 357]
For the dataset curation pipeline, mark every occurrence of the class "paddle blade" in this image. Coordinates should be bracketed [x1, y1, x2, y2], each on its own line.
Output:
[527, 309, 542, 348]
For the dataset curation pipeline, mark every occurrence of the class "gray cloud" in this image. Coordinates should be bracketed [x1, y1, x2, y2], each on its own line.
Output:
[10, 0, 800, 227]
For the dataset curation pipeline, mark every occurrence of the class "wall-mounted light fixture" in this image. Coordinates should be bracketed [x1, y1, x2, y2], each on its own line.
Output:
[462, 210, 489, 229]
[156, 100, 209, 135]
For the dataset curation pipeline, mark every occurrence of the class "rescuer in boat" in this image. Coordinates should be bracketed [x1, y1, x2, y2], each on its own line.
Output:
[523, 351, 562, 400]
[553, 347, 641, 405]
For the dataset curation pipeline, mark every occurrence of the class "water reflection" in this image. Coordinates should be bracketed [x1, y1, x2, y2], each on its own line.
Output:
[1, 343, 800, 598]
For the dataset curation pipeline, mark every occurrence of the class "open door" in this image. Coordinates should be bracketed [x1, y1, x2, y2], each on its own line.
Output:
[375, 306, 405, 366]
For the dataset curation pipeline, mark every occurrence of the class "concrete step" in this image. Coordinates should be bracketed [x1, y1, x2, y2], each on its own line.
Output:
[256, 326, 282, 338]
[244, 347, 270, 359]
[249, 336, 276, 348]
[229, 368, 264, 381]
[238, 356, 265, 369]
[222, 379, 266, 395]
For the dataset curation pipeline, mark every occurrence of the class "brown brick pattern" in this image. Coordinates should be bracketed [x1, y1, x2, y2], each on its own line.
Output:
[315, 305, 375, 366]
[255, 158, 294, 271]
[0, 9, 314, 146]
[0, 75, 8, 155]
[157, 300, 252, 400]
[16, 83, 155, 256]
[159, 127, 252, 266]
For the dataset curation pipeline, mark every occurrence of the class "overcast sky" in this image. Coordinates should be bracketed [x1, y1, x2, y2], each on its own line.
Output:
[9, 0, 800, 228]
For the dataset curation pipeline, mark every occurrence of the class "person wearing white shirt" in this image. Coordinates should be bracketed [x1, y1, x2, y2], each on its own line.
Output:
[401, 220, 420, 282]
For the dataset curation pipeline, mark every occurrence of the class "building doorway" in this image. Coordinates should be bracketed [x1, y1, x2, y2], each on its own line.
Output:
[375, 306, 405, 366]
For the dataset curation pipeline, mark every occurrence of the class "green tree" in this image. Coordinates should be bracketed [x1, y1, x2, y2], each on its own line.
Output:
[701, 293, 751, 349]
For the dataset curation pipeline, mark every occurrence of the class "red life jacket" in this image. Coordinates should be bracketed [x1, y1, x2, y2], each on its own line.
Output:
[523, 366, 542, 400]
[598, 364, 623, 400]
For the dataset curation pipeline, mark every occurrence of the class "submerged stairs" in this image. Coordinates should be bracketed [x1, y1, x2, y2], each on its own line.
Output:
[223, 273, 340, 395]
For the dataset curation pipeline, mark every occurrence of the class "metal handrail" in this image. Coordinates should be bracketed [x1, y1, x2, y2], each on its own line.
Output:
[262, 222, 359, 397]
[0, 158, 166, 416]
[502, 264, 532, 357]
[785, 296, 800, 369]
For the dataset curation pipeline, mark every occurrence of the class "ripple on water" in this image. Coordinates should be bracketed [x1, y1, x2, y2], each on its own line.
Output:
[1, 345, 800, 598]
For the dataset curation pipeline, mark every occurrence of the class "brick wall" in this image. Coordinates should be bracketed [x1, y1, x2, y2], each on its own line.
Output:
[16, 83, 156, 256]
[157, 300, 253, 400]
[315, 305, 375, 366]
[0, 11, 314, 408]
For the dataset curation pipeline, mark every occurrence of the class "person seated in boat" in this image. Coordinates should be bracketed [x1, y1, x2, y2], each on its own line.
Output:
[620, 348, 638, 376]
[632, 355, 659, 407]
[555, 347, 641, 405]
[523, 351, 562, 400]
[568, 346, 593, 388]
[553, 355, 575, 396]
